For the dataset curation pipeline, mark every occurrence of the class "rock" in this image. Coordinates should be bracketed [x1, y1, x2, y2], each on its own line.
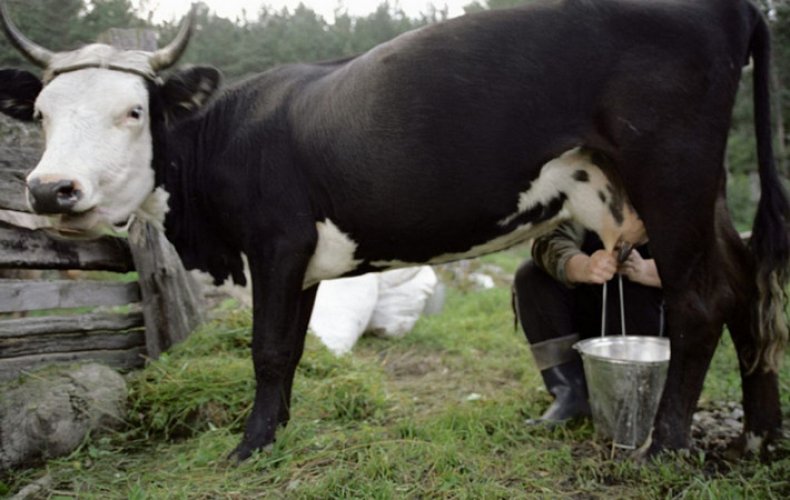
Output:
[690, 401, 746, 456]
[435, 260, 513, 291]
[422, 281, 446, 316]
[0, 363, 127, 471]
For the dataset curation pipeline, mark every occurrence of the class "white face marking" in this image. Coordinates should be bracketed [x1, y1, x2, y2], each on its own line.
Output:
[27, 68, 154, 236]
[304, 219, 362, 288]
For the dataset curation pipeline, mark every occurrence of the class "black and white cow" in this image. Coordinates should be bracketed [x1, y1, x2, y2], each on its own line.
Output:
[1, 0, 787, 461]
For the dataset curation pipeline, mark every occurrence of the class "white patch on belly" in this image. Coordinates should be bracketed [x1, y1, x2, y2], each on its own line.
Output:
[304, 219, 362, 288]
[190, 252, 252, 307]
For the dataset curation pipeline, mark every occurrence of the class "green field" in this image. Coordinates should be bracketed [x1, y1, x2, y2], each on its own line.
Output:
[3, 249, 789, 498]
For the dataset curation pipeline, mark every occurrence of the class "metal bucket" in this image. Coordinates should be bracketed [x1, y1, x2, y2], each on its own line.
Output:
[573, 275, 670, 449]
[574, 335, 669, 449]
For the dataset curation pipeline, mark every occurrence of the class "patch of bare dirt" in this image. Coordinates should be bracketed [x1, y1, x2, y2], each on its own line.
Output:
[380, 351, 447, 378]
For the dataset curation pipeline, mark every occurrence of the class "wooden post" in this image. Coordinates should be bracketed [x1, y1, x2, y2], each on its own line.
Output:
[97, 28, 158, 51]
[128, 220, 203, 359]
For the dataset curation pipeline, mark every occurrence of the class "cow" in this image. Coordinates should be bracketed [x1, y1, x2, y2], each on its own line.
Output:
[0, 0, 787, 462]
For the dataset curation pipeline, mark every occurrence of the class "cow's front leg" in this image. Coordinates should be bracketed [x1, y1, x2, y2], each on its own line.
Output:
[230, 242, 317, 462]
[276, 284, 318, 427]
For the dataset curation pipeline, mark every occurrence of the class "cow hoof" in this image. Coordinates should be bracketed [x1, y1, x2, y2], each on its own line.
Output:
[629, 434, 656, 463]
[725, 432, 777, 462]
[629, 447, 650, 463]
[227, 444, 253, 464]
[632, 433, 694, 463]
[227, 441, 274, 463]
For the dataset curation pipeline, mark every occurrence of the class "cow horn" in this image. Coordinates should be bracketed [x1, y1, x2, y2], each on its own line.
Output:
[0, 0, 54, 68]
[149, 5, 196, 71]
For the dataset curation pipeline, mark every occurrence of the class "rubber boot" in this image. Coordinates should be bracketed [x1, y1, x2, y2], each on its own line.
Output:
[525, 334, 591, 425]
[529, 359, 591, 424]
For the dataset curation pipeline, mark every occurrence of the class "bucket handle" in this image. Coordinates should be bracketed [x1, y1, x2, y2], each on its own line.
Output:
[600, 274, 627, 337]
[601, 272, 666, 338]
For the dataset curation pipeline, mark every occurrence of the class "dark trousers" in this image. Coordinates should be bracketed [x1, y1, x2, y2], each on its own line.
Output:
[514, 261, 664, 351]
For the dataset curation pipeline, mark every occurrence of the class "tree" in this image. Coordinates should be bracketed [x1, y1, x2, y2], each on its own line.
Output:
[770, 1, 789, 176]
[464, 0, 532, 13]
[0, 0, 84, 70]
[349, 3, 422, 55]
[78, 0, 142, 42]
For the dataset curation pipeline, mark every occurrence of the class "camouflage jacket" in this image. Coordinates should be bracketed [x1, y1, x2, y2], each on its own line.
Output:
[531, 221, 588, 287]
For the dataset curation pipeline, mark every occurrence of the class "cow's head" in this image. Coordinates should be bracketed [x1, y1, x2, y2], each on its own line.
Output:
[0, 2, 220, 237]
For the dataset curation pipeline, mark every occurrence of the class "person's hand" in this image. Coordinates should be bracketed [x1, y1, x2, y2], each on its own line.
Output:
[565, 250, 618, 284]
[619, 250, 662, 288]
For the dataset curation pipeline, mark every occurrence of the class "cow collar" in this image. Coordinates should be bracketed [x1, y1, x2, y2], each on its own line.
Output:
[46, 62, 162, 84]
[42, 44, 162, 85]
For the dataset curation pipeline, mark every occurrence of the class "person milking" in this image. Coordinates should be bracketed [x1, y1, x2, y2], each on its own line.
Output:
[513, 220, 663, 423]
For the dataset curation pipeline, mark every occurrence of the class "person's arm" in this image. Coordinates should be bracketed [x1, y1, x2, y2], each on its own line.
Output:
[532, 222, 617, 286]
[619, 249, 662, 287]
[564, 249, 619, 285]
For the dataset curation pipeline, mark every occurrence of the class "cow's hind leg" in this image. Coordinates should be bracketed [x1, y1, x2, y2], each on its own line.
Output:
[646, 193, 782, 459]
[715, 202, 782, 459]
[727, 304, 782, 460]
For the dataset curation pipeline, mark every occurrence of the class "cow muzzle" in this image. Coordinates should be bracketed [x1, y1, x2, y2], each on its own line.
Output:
[27, 177, 84, 215]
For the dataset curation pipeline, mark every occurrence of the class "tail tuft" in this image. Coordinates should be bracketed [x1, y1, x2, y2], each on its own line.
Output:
[747, 11, 790, 373]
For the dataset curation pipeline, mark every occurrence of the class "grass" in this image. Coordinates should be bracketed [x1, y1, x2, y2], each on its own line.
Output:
[2, 248, 790, 498]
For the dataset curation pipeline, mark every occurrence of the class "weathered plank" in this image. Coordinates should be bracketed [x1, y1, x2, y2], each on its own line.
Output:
[0, 279, 141, 313]
[0, 169, 28, 212]
[0, 328, 145, 358]
[0, 209, 50, 229]
[129, 221, 204, 359]
[0, 346, 146, 381]
[0, 311, 144, 339]
[0, 145, 39, 211]
[0, 221, 134, 272]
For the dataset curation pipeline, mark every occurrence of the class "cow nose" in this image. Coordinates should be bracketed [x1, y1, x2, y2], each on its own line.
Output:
[27, 178, 83, 214]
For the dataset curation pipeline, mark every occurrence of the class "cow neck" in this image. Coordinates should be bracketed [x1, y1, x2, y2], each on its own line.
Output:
[149, 88, 246, 287]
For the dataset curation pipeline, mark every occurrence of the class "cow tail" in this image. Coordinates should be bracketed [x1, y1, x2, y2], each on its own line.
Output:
[748, 12, 790, 373]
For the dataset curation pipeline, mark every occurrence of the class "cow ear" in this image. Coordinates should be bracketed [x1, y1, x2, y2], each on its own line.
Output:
[0, 69, 43, 122]
[161, 66, 221, 122]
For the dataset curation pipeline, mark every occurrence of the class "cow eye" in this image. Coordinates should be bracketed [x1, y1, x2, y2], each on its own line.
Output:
[128, 106, 144, 120]
[33, 110, 42, 122]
